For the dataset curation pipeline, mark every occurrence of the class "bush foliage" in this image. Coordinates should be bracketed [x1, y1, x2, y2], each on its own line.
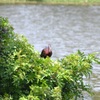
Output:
[0, 17, 99, 100]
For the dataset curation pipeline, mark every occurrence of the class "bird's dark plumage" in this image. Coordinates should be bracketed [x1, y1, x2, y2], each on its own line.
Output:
[40, 45, 52, 58]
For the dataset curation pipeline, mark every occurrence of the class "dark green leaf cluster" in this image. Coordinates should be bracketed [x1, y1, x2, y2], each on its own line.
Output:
[0, 16, 99, 100]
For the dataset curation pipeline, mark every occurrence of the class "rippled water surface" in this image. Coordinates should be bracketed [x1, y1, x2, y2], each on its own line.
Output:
[0, 4, 100, 100]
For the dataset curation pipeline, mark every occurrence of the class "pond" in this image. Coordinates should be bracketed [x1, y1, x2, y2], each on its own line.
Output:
[0, 4, 100, 100]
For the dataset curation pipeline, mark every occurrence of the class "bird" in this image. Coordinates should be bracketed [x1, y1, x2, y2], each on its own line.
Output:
[40, 44, 52, 58]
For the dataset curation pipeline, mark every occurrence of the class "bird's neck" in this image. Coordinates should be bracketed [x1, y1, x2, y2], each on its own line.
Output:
[48, 46, 51, 52]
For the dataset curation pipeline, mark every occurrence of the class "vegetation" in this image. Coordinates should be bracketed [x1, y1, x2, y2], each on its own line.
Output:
[0, 16, 100, 100]
[0, 0, 100, 5]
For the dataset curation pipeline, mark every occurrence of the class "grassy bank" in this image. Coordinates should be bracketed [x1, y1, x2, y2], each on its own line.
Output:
[0, 0, 100, 5]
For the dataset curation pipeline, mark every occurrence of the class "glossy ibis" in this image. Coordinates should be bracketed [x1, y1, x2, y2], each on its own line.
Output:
[40, 45, 52, 58]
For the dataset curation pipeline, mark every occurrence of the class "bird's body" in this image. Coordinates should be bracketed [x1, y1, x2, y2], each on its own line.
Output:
[40, 45, 52, 58]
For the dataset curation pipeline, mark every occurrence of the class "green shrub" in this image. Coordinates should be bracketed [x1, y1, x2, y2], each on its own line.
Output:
[0, 16, 99, 100]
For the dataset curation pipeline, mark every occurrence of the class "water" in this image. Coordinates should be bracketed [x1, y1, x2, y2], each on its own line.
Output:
[0, 4, 100, 100]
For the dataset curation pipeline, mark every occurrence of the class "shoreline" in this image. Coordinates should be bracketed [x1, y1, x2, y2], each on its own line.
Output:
[0, 1, 100, 6]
